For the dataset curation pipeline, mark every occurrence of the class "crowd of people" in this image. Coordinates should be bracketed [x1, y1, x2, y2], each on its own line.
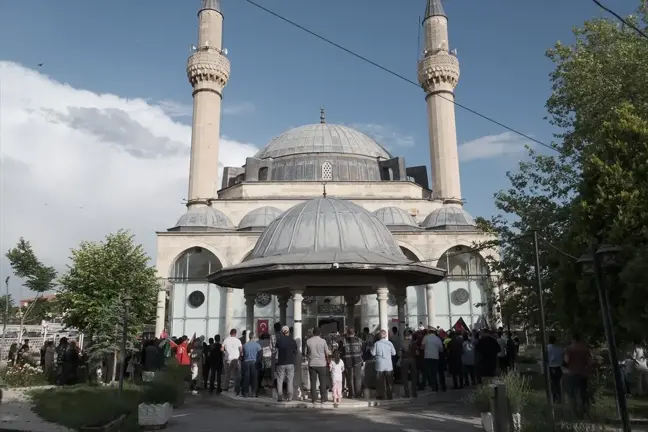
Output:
[7, 337, 82, 385]
[135, 321, 524, 407]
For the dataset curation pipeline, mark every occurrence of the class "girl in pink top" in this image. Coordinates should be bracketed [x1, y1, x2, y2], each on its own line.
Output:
[329, 351, 345, 406]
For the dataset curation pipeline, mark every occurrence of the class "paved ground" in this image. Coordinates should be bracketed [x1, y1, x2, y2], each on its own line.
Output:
[164, 389, 483, 432]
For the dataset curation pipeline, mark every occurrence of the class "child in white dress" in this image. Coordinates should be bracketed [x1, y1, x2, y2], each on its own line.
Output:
[329, 351, 345, 407]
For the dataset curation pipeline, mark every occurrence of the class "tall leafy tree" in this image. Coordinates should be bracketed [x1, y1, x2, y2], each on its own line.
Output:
[6, 238, 57, 327]
[480, 5, 648, 342]
[57, 230, 158, 363]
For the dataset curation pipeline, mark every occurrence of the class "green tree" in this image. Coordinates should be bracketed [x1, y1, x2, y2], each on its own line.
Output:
[6, 238, 57, 328]
[480, 5, 648, 343]
[0, 294, 15, 320]
[57, 230, 158, 364]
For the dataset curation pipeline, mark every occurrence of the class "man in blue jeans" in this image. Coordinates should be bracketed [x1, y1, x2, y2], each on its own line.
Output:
[241, 332, 262, 397]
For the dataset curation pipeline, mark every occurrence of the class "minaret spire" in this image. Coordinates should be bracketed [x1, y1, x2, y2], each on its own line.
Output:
[320, 107, 326, 124]
[186, 0, 230, 207]
[417, 0, 462, 204]
[424, 0, 446, 20]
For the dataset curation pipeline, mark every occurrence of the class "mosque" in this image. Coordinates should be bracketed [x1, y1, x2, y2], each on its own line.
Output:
[154, 0, 499, 340]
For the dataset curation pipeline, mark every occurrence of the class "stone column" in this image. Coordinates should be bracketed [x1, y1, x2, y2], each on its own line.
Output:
[291, 289, 304, 399]
[245, 293, 255, 342]
[426, 284, 435, 328]
[376, 287, 389, 332]
[395, 293, 407, 337]
[344, 296, 356, 331]
[224, 288, 234, 334]
[278, 294, 289, 326]
[154, 279, 167, 337]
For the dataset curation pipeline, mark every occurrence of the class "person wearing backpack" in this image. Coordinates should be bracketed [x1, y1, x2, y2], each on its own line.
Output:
[257, 333, 273, 393]
[462, 332, 476, 386]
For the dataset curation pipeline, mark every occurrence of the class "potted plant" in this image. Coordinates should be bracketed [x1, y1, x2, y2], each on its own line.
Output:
[468, 372, 530, 432]
[467, 382, 494, 432]
[500, 372, 530, 431]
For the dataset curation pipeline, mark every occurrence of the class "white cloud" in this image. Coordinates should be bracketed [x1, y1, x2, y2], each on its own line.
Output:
[351, 123, 415, 150]
[0, 62, 258, 298]
[458, 131, 532, 162]
[157, 100, 256, 118]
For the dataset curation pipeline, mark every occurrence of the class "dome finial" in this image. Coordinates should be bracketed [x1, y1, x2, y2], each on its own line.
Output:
[320, 107, 326, 124]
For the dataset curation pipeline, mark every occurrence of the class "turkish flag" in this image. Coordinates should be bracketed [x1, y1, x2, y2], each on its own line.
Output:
[257, 319, 269, 335]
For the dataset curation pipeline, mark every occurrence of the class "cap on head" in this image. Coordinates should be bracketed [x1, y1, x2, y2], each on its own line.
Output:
[281, 326, 290, 334]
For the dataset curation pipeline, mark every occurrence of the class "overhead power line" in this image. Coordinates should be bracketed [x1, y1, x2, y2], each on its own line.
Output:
[591, 0, 648, 40]
[243, 0, 557, 154]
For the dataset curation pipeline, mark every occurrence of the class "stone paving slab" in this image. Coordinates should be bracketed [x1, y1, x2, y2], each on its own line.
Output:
[0, 387, 72, 432]
[217, 390, 435, 409]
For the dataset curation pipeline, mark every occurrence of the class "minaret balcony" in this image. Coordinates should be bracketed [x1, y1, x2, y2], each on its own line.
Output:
[187, 50, 231, 89]
[417, 52, 460, 89]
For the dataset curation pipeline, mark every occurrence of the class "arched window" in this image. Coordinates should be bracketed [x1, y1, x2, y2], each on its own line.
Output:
[172, 247, 222, 281]
[437, 246, 487, 278]
[400, 246, 419, 262]
[258, 167, 268, 181]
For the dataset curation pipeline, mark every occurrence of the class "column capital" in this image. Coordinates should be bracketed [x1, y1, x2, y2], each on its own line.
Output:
[290, 288, 304, 300]
[244, 293, 256, 305]
[278, 294, 290, 306]
[226, 287, 234, 294]
[394, 293, 407, 305]
[376, 287, 389, 300]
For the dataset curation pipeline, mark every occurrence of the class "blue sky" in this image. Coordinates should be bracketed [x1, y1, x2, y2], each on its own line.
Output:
[0, 0, 638, 217]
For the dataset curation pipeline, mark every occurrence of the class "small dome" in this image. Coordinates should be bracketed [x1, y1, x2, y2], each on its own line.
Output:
[254, 124, 391, 160]
[237, 206, 284, 231]
[249, 196, 407, 264]
[168, 206, 234, 232]
[373, 207, 419, 230]
[421, 206, 477, 231]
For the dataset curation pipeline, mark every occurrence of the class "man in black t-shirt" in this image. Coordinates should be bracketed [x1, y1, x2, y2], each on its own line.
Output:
[275, 326, 297, 402]
[475, 330, 501, 380]
[209, 335, 224, 393]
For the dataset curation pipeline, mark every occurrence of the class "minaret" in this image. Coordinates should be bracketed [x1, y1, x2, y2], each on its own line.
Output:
[417, 0, 462, 204]
[186, 0, 230, 207]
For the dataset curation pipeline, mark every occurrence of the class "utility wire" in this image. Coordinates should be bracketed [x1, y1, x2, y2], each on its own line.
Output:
[243, 0, 556, 154]
[591, 0, 648, 40]
[538, 235, 580, 261]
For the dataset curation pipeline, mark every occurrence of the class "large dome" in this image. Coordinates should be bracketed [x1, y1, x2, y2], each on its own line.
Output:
[254, 124, 391, 160]
[248, 196, 408, 264]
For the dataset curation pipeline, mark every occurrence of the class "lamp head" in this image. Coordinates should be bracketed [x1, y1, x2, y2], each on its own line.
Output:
[596, 244, 622, 271]
[577, 253, 595, 276]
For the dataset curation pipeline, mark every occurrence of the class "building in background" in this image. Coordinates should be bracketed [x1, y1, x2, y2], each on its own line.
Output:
[155, 0, 499, 339]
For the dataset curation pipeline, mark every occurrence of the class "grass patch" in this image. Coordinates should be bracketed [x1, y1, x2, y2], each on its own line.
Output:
[29, 366, 187, 431]
[30, 385, 145, 431]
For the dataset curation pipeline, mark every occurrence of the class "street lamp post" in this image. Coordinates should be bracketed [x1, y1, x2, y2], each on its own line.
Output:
[118, 294, 133, 394]
[532, 231, 553, 408]
[577, 244, 630, 432]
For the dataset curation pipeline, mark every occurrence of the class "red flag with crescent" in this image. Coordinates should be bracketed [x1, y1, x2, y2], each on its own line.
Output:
[257, 319, 269, 335]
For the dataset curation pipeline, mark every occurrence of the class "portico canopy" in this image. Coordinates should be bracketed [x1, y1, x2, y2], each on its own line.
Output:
[208, 196, 446, 291]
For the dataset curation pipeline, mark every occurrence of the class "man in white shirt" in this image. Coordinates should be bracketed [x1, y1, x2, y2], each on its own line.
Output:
[221, 328, 243, 395]
[421, 328, 444, 391]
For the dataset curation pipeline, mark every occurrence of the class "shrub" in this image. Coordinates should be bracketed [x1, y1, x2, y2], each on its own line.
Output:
[141, 367, 185, 406]
[0, 364, 48, 388]
[467, 372, 531, 414]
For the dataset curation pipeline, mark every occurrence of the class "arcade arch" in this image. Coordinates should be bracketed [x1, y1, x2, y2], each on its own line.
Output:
[172, 247, 223, 281]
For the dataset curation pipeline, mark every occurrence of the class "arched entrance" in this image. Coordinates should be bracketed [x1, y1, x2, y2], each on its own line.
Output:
[169, 247, 225, 339]
[435, 245, 489, 330]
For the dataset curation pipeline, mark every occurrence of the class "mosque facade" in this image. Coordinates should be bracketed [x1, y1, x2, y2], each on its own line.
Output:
[154, 0, 499, 339]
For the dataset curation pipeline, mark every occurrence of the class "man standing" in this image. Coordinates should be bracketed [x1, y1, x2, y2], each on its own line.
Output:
[275, 326, 297, 402]
[371, 329, 396, 400]
[241, 333, 262, 397]
[421, 328, 444, 391]
[208, 335, 223, 394]
[341, 327, 363, 399]
[565, 333, 592, 418]
[547, 335, 565, 403]
[400, 330, 418, 398]
[222, 329, 242, 395]
[306, 327, 331, 404]
[475, 330, 501, 381]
